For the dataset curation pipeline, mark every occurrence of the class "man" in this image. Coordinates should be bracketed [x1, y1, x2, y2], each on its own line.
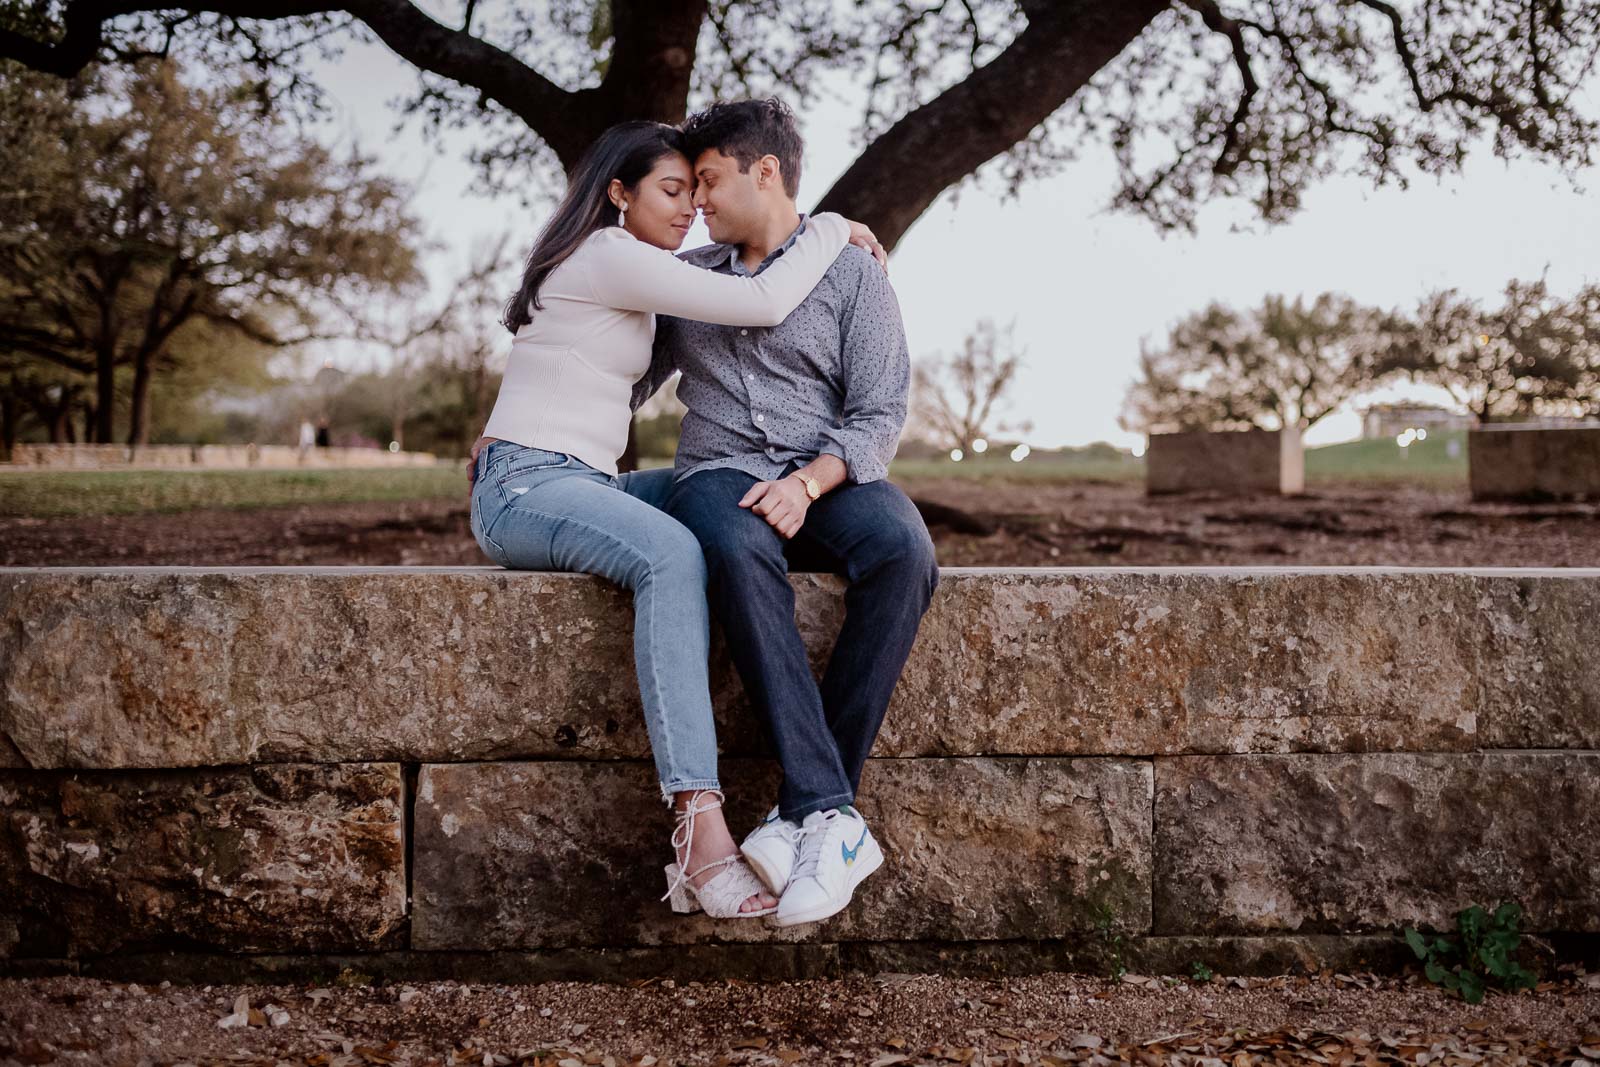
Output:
[631, 98, 939, 928]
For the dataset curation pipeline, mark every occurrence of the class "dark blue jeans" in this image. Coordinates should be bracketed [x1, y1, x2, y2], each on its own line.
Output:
[666, 467, 939, 821]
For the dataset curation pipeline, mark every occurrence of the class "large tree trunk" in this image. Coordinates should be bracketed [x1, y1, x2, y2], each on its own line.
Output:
[0, 390, 17, 462]
[127, 352, 153, 448]
[94, 342, 116, 443]
[817, 2, 1168, 249]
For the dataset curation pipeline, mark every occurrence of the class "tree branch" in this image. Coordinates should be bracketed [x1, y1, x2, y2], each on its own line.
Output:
[0, 0, 596, 166]
[596, 0, 706, 123]
[818, 0, 1169, 250]
[0, 0, 331, 76]
[1180, 0, 1259, 177]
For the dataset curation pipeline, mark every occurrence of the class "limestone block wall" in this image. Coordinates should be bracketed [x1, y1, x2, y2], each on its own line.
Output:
[1145, 429, 1304, 495]
[1469, 427, 1600, 500]
[1, 567, 1596, 981]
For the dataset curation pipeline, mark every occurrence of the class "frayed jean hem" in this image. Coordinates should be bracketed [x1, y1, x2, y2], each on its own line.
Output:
[659, 777, 723, 807]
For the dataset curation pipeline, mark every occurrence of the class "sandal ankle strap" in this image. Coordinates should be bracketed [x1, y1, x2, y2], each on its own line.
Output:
[684, 853, 739, 882]
[661, 788, 728, 902]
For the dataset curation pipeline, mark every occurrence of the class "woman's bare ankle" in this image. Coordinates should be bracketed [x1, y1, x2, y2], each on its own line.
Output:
[670, 790, 771, 911]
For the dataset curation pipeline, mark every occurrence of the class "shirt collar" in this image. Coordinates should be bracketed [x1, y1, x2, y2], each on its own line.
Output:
[721, 213, 811, 277]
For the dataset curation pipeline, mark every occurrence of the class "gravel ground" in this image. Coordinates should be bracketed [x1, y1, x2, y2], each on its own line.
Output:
[4, 971, 1599, 1066]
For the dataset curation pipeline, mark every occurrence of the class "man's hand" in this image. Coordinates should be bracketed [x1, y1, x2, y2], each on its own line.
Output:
[466, 436, 488, 486]
[739, 475, 811, 538]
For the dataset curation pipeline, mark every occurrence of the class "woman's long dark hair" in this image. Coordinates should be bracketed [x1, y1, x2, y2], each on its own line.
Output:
[503, 120, 688, 332]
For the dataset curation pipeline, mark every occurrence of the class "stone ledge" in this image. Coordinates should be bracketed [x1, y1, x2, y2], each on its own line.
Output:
[5, 567, 1597, 769]
[1146, 429, 1304, 495]
[1154, 752, 1600, 935]
[1469, 427, 1600, 500]
[411, 758, 1152, 951]
[0, 764, 407, 957]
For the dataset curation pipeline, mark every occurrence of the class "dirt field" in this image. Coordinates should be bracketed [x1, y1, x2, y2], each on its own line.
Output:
[3, 478, 1597, 568]
[3, 971, 1599, 1066]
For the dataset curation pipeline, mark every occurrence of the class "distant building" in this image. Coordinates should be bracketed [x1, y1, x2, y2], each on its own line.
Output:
[1362, 402, 1599, 439]
[1361, 403, 1475, 439]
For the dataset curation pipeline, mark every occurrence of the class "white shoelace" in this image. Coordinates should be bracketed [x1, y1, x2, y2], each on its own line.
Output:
[789, 810, 839, 883]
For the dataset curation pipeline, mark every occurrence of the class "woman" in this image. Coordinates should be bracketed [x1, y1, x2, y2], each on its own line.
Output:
[466, 120, 885, 919]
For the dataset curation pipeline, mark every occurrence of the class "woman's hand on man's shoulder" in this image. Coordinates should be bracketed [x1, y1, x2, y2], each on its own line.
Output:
[840, 217, 888, 272]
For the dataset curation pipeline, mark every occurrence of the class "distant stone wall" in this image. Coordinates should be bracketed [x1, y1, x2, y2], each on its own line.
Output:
[1145, 429, 1304, 495]
[2, 567, 1596, 981]
[1469, 427, 1600, 501]
[4, 443, 440, 470]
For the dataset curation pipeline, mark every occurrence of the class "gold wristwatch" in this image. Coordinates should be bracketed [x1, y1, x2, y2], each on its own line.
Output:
[790, 472, 822, 500]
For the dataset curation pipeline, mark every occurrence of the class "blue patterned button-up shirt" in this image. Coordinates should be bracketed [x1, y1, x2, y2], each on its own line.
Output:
[630, 215, 910, 485]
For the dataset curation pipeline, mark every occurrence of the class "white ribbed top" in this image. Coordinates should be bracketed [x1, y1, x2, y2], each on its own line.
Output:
[479, 213, 851, 476]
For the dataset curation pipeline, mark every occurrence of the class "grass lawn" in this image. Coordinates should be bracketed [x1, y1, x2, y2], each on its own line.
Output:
[888, 430, 1468, 489]
[890, 453, 1146, 483]
[0, 465, 464, 519]
[1302, 429, 1468, 487]
[0, 431, 1469, 518]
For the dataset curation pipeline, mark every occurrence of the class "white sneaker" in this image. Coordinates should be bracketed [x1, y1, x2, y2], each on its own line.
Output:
[740, 806, 800, 895]
[771, 805, 883, 928]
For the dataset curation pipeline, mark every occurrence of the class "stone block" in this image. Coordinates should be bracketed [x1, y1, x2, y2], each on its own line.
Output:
[1145, 428, 1303, 495]
[1469, 427, 1600, 500]
[5, 568, 1597, 768]
[0, 763, 406, 957]
[1154, 753, 1600, 935]
[411, 757, 1152, 950]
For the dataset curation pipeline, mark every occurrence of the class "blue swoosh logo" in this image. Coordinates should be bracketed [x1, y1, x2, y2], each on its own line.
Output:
[841, 826, 868, 866]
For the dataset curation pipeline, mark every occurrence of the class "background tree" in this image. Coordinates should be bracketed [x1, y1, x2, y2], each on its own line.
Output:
[911, 318, 1032, 453]
[0, 351, 85, 458]
[3, 3, 1597, 250]
[1572, 284, 1600, 418]
[350, 236, 512, 454]
[1376, 279, 1597, 423]
[0, 58, 423, 447]
[1119, 294, 1384, 434]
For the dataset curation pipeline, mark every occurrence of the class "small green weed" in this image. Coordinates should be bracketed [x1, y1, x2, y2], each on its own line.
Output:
[1089, 901, 1127, 980]
[1404, 902, 1537, 1004]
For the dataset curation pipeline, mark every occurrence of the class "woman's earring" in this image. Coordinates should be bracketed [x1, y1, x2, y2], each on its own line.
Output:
[616, 201, 628, 228]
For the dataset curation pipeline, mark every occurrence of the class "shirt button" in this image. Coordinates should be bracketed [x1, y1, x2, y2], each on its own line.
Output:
[740, 329, 749, 336]
[755, 414, 765, 423]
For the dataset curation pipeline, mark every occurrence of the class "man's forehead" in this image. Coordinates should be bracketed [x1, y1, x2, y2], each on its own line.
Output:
[693, 148, 742, 176]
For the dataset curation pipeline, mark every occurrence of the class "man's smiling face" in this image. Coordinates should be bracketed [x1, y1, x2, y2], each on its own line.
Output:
[692, 148, 766, 246]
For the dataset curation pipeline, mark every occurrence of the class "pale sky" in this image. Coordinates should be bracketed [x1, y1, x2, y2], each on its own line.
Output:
[303, 31, 1600, 450]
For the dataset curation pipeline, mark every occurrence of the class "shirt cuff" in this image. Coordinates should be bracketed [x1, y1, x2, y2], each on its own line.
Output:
[818, 430, 890, 485]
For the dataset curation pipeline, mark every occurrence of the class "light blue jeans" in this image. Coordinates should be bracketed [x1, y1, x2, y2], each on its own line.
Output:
[470, 439, 719, 803]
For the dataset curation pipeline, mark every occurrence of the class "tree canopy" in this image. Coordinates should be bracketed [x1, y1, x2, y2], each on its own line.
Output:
[1122, 282, 1600, 435]
[1120, 293, 1385, 434]
[911, 317, 1032, 453]
[0, 58, 423, 445]
[1377, 278, 1600, 423]
[4, 2, 1597, 249]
